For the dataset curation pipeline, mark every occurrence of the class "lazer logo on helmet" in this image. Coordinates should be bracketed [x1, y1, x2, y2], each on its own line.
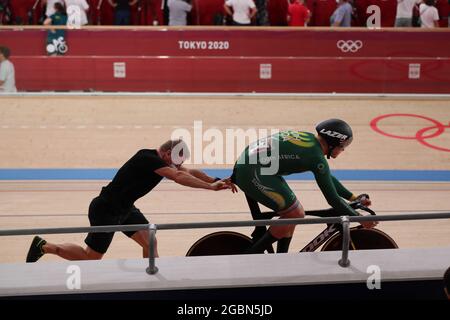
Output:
[319, 129, 348, 141]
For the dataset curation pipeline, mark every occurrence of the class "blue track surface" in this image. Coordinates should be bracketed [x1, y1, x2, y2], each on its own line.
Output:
[1, 169, 450, 181]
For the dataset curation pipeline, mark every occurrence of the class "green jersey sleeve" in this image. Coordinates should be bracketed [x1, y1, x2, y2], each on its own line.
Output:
[331, 175, 353, 200]
[312, 158, 359, 216]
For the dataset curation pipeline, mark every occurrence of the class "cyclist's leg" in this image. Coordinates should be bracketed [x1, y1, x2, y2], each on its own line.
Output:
[273, 201, 305, 253]
[235, 166, 304, 253]
[245, 193, 267, 240]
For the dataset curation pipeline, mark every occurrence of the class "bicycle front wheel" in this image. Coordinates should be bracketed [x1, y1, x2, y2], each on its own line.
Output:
[321, 227, 398, 251]
[186, 231, 253, 256]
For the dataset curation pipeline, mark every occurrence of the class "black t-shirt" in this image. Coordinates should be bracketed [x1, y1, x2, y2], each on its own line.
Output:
[100, 149, 168, 212]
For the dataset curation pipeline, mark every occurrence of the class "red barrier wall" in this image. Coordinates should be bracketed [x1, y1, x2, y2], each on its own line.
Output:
[3, 28, 450, 57]
[1, 28, 449, 93]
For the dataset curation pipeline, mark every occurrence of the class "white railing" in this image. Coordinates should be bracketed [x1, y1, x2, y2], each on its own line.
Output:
[1, 212, 449, 274]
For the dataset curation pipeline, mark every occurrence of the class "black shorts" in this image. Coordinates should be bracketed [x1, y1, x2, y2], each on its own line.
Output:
[84, 196, 149, 254]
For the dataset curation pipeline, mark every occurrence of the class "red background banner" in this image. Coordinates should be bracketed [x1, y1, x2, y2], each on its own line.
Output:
[1, 28, 449, 93]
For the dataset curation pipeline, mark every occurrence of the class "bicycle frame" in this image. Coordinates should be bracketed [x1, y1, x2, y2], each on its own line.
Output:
[246, 194, 376, 253]
[185, 199, 395, 257]
[300, 223, 342, 252]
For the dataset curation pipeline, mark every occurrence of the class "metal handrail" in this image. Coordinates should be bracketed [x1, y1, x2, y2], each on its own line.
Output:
[1, 212, 449, 236]
[1, 212, 450, 274]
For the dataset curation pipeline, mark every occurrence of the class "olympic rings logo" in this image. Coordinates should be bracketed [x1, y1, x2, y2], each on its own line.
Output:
[370, 114, 450, 152]
[337, 40, 363, 53]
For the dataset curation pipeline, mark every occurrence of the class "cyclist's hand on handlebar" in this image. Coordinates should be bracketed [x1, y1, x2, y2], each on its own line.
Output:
[356, 193, 371, 206]
[358, 207, 378, 228]
[359, 220, 378, 229]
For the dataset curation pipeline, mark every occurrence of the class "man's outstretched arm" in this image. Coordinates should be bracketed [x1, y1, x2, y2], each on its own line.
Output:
[178, 166, 217, 183]
[178, 166, 238, 193]
[155, 167, 229, 191]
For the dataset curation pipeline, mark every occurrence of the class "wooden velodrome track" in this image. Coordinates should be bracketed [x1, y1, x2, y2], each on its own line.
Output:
[0, 95, 449, 263]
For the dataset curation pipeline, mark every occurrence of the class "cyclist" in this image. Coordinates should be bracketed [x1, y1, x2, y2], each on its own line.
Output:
[231, 119, 376, 254]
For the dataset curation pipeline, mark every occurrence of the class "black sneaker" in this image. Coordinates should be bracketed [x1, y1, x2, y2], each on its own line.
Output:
[26, 236, 47, 263]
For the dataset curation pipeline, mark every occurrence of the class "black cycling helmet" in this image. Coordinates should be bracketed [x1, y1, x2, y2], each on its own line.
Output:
[316, 119, 353, 159]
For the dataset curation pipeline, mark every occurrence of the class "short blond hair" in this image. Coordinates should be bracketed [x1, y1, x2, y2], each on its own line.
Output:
[160, 139, 190, 165]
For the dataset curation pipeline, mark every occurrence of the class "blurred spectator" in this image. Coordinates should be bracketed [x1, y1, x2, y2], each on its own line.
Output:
[10, 0, 36, 24]
[0, 46, 17, 92]
[444, 267, 450, 299]
[87, 0, 103, 25]
[9, 0, 32, 25]
[65, 0, 89, 26]
[30, 0, 46, 24]
[287, 0, 311, 26]
[314, 0, 337, 26]
[44, 2, 68, 55]
[395, 0, 421, 26]
[419, 0, 440, 27]
[224, 0, 257, 26]
[330, 0, 352, 26]
[254, 0, 268, 25]
[108, 0, 138, 25]
[42, 0, 64, 18]
[168, 0, 191, 25]
[0, 0, 11, 25]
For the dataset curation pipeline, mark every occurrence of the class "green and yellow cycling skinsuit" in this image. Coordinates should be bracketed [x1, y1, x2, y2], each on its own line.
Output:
[233, 130, 359, 216]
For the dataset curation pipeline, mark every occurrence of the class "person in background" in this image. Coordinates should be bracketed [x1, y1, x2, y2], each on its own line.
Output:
[9, 0, 35, 24]
[65, 0, 89, 26]
[44, 2, 68, 55]
[42, 0, 64, 18]
[0, 0, 11, 25]
[395, 0, 421, 27]
[330, 0, 352, 26]
[167, 0, 191, 26]
[287, 0, 311, 26]
[419, 0, 440, 27]
[108, 0, 138, 25]
[0, 46, 17, 92]
[224, 0, 257, 26]
[254, 0, 269, 25]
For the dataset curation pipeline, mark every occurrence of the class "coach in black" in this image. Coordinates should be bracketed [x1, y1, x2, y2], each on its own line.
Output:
[26, 139, 234, 262]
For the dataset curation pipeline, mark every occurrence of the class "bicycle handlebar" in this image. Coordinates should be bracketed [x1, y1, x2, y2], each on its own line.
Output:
[349, 201, 376, 215]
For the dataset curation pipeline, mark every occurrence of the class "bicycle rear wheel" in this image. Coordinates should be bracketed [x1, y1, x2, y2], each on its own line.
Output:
[186, 231, 253, 256]
[321, 227, 398, 251]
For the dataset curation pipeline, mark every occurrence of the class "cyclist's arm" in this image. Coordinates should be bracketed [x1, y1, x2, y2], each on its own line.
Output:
[331, 175, 356, 201]
[312, 161, 359, 216]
